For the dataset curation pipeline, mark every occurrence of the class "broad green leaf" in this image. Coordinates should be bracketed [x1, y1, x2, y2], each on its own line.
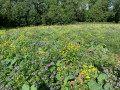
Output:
[68, 75, 74, 80]
[94, 73, 98, 77]
[0, 55, 3, 59]
[88, 79, 96, 86]
[38, 48, 42, 51]
[22, 84, 29, 90]
[88, 80, 103, 90]
[65, 87, 69, 90]
[36, 76, 40, 82]
[64, 75, 74, 85]
[75, 69, 79, 76]
[56, 74, 62, 81]
[98, 74, 108, 82]
[56, 60, 61, 66]
[31, 85, 37, 90]
[105, 83, 112, 88]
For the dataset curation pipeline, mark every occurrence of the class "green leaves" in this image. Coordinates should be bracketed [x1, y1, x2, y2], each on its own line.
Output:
[22, 84, 38, 90]
[67, 75, 74, 80]
[105, 83, 112, 89]
[31, 85, 37, 90]
[88, 73, 108, 90]
[75, 69, 79, 76]
[35, 76, 40, 82]
[0, 55, 3, 60]
[88, 79, 103, 90]
[22, 84, 29, 90]
[64, 75, 74, 82]
[56, 74, 62, 81]
[1, 58, 17, 67]
[64, 75, 74, 85]
[98, 74, 108, 82]
[56, 60, 61, 66]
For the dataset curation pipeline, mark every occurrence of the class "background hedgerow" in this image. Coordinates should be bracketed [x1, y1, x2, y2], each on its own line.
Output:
[0, 0, 120, 27]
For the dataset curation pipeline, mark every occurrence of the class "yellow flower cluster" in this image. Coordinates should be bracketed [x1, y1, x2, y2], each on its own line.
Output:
[97, 35, 104, 39]
[24, 27, 28, 31]
[18, 35, 25, 43]
[1, 40, 11, 47]
[38, 50, 45, 54]
[86, 75, 90, 79]
[64, 29, 71, 34]
[21, 47, 28, 53]
[57, 66, 66, 71]
[43, 38, 48, 41]
[27, 32, 32, 36]
[0, 31, 6, 35]
[67, 43, 80, 50]
[81, 65, 97, 80]
[10, 44, 16, 50]
[15, 75, 24, 82]
[61, 43, 80, 55]
[57, 67, 63, 71]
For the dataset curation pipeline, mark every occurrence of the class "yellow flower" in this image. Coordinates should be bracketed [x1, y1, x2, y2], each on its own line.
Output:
[17, 77, 19, 80]
[86, 76, 90, 79]
[43, 38, 48, 41]
[64, 81, 67, 85]
[81, 70, 86, 74]
[39, 50, 45, 54]
[88, 69, 91, 72]
[63, 66, 66, 69]
[57, 67, 61, 71]
[15, 80, 18, 82]
[57, 67, 59, 71]
[80, 69, 83, 71]
[83, 65, 87, 68]
[92, 68, 97, 72]
[89, 65, 93, 68]
[86, 73, 89, 76]
[61, 51, 64, 54]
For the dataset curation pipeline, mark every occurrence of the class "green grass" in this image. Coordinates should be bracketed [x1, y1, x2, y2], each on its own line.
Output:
[0, 24, 120, 90]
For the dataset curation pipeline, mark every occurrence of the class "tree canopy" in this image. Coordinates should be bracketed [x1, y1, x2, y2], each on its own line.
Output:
[0, 0, 119, 27]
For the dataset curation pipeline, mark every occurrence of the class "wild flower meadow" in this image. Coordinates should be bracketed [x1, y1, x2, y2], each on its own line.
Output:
[0, 24, 120, 90]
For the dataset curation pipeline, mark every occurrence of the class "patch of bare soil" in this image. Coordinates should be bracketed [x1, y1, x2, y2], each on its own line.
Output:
[71, 72, 84, 90]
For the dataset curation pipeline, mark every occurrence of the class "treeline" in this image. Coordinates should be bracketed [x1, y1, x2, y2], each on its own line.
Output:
[0, 0, 120, 27]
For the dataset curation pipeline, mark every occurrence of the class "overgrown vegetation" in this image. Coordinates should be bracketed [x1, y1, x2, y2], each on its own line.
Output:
[0, 24, 120, 90]
[0, 0, 120, 27]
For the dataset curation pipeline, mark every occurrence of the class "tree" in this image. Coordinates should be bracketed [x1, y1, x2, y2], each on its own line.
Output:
[28, 6, 41, 25]
[11, 1, 27, 26]
[112, 0, 120, 23]
[86, 0, 111, 22]
[32, 0, 46, 24]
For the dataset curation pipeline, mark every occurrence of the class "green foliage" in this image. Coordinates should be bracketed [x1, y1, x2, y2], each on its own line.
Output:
[28, 6, 41, 25]
[11, 1, 27, 26]
[0, 25, 120, 89]
[22, 84, 30, 90]
[31, 85, 37, 90]
[88, 74, 108, 90]
[86, 0, 110, 22]
[98, 74, 108, 82]
[0, 0, 120, 27]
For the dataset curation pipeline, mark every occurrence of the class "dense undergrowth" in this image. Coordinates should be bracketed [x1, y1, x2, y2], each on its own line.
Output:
[0, 24, 120, 90]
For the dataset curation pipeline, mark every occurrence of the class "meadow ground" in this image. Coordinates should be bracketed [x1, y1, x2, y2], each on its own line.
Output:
[0, 24, 120, 90]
